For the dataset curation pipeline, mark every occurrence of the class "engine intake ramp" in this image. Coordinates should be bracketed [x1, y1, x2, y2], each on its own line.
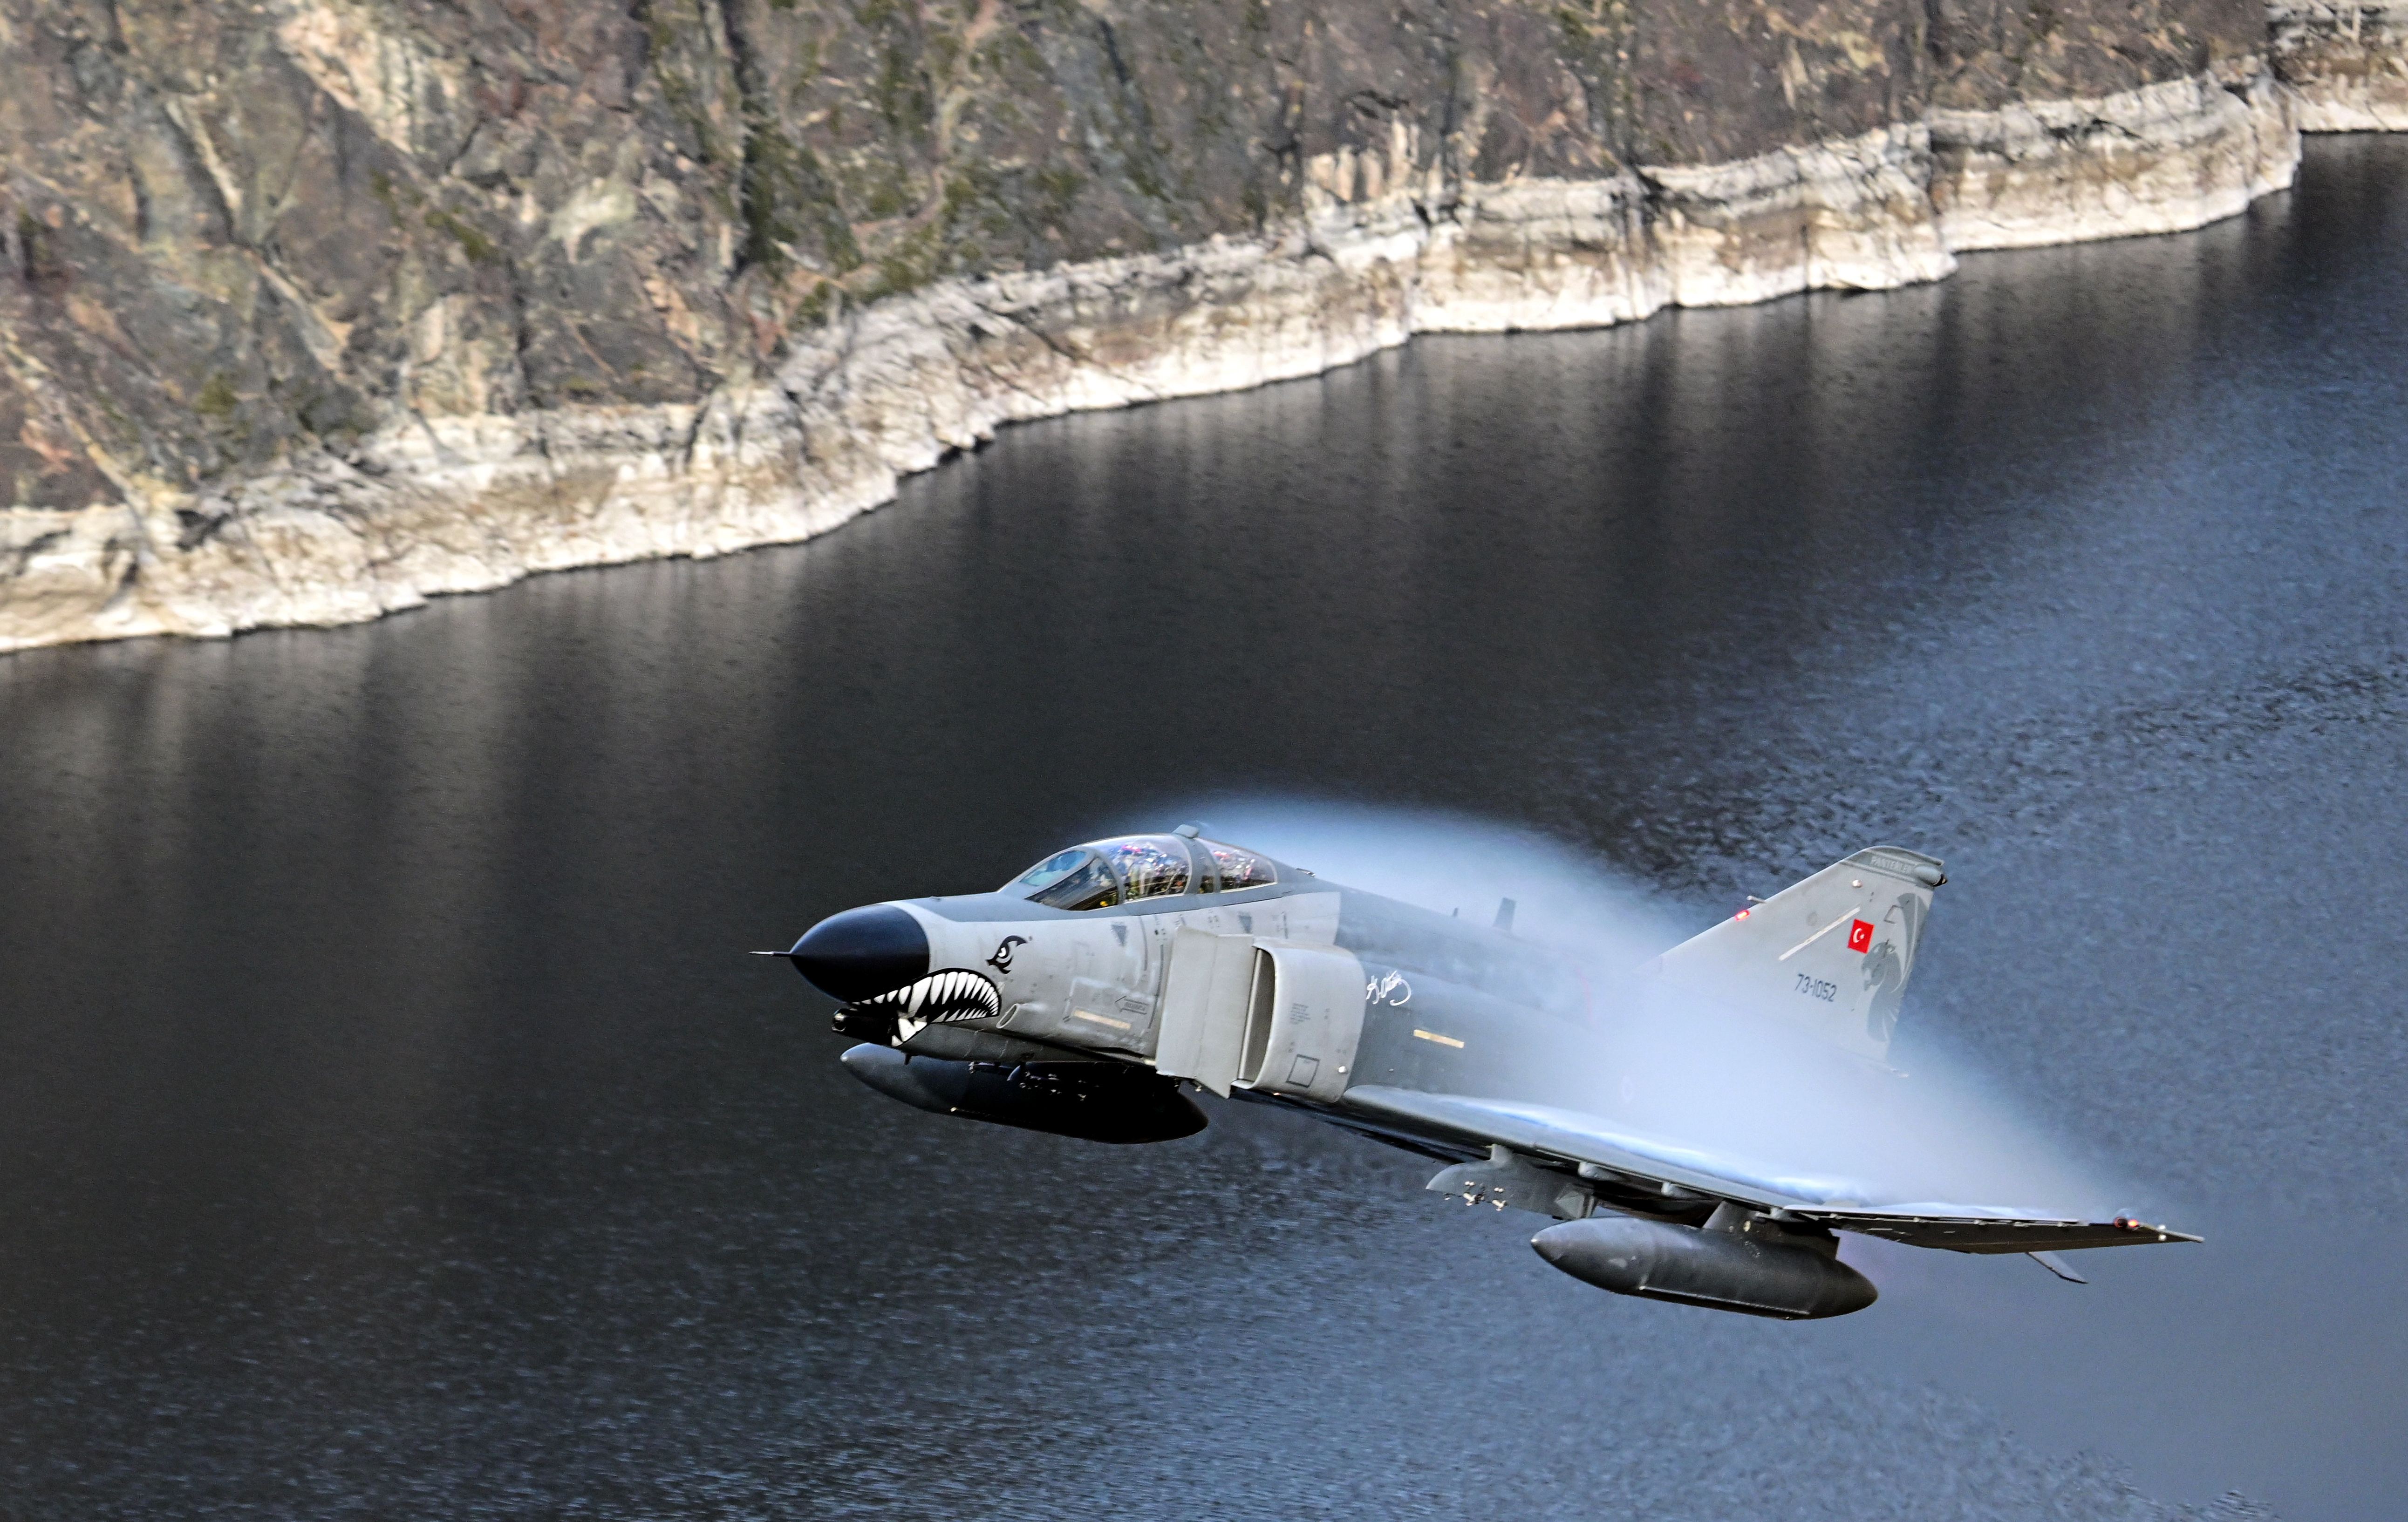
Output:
[1156, 931, 1362, 1102]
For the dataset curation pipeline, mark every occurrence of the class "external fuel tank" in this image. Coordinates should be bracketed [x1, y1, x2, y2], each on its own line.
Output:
[1531, 1214, 1878, 1320]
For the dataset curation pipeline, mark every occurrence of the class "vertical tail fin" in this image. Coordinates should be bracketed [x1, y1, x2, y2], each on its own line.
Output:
[1650, 847, 1945, 1061]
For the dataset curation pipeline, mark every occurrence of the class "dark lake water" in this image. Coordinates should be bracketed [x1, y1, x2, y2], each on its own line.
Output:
[2, 135, 2404, 1521]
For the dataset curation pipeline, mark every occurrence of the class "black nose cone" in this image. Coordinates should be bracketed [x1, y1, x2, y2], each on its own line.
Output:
[789, 905, 928, 1001]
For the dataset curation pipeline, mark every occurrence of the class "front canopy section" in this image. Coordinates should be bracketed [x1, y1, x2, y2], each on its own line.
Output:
[1003, 847, 1124, 910]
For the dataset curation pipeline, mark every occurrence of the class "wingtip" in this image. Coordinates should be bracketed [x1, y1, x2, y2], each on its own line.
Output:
[2111, 1214, 2203, 1244]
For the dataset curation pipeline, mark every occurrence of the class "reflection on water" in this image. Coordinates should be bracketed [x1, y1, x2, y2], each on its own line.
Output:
[0, 136, 2402, 1520]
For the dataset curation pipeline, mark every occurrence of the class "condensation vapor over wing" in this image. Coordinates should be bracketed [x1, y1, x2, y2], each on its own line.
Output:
[1189, 800, 2122, 1215]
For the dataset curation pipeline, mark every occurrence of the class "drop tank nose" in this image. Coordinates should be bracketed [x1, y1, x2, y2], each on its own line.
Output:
[787, 904, 928, 1001]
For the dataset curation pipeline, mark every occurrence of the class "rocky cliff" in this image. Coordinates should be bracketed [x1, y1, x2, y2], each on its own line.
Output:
[2272, 0, 2408, 127]
[0, 0, 2392, 652]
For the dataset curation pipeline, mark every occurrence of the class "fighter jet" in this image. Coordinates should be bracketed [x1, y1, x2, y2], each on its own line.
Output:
[775, 828, 2196, 1319]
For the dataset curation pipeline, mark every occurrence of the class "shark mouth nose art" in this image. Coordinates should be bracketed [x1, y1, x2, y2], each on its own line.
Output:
[845, 969, 1004, 1034]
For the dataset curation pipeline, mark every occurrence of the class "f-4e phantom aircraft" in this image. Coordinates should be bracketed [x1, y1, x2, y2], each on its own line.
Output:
[776, 828, 2196, 1319]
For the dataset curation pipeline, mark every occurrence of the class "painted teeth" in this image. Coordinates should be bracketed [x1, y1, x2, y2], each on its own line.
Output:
[854, 969, 1002, 1026]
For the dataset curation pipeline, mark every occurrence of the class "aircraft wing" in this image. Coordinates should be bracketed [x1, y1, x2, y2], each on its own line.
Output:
[1777, 1206, 2200, 1252]
[1340, 1087, 2199, 1252]
[1343, 1086, 1853, 1210]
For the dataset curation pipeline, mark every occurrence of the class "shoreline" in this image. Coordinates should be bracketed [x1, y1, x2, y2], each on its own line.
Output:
[0, 66, 2388, 656]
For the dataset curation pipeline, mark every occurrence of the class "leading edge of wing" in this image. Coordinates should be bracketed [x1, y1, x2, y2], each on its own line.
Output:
[1340, 1086, 1855, 1210]
[1338, 1088, 2203, 1251]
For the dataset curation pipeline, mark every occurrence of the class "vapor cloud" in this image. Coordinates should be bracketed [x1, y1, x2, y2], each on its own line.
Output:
[1187, 800, 2117, 1217]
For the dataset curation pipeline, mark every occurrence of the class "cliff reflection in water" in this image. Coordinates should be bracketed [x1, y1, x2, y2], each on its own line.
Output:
[0, 136, 2402, 1521]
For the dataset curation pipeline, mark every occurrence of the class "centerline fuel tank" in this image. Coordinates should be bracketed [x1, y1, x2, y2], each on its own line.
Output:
[838, 1043, 1206, 1145]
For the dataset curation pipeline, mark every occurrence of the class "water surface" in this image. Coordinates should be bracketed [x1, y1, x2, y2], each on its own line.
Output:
[1, 137, 2403, 1520]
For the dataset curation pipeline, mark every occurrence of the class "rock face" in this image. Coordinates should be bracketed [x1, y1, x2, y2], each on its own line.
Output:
[0, 0, 2389, 652]
[2272, 0, 2408, 128]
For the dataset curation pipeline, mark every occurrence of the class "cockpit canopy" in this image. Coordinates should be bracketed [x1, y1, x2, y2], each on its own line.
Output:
[1003, 834, 1279, 911]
